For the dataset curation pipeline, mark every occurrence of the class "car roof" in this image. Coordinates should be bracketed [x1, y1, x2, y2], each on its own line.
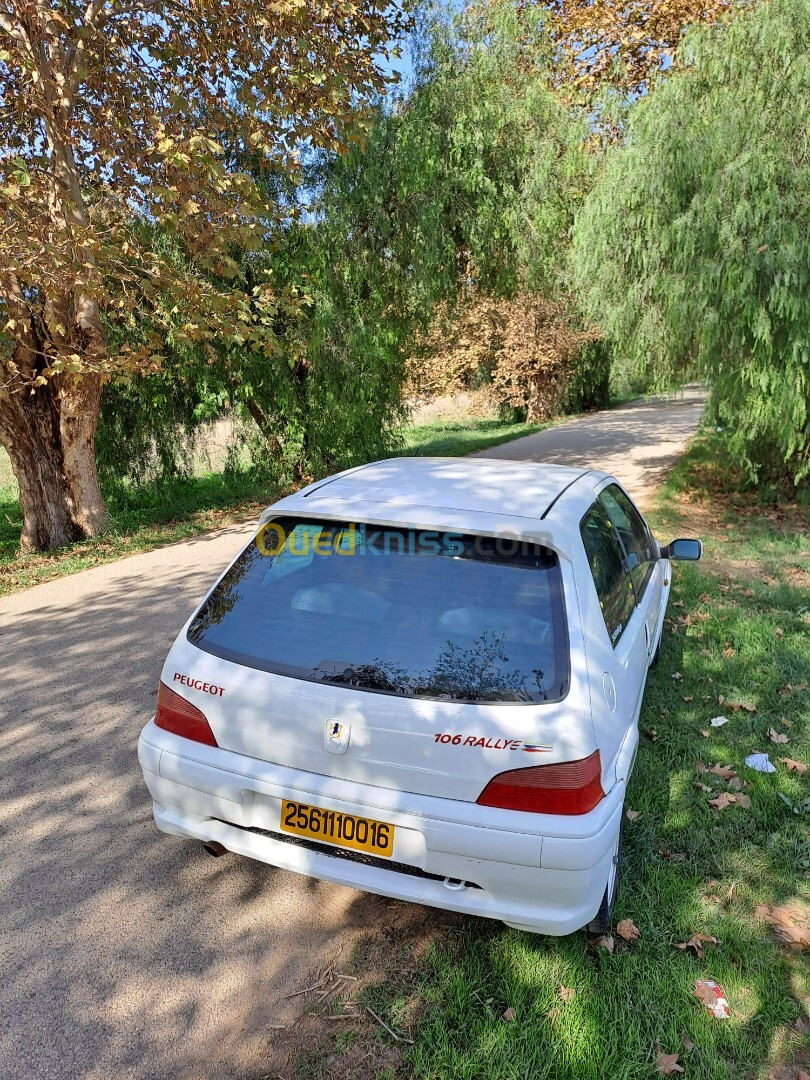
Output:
[268, 457, 608, 523]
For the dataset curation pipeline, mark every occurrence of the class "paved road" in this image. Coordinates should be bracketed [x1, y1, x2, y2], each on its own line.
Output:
[476, 387, 706, 510]
[0, 391, 704, 1080]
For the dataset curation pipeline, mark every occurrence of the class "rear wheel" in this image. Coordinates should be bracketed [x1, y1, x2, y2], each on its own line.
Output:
[585, 825, 622, 934]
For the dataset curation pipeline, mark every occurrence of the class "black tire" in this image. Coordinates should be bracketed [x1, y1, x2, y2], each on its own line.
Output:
[586, 825, 622, 934]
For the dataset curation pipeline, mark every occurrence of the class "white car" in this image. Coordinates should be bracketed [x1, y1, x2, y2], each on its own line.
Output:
[138, 458, 701, 935]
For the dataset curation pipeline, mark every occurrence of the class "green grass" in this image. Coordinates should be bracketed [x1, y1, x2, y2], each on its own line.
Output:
[311, 434, 810, 1080]
[399, 416, 554, 458]
[0, 414, 554, 596]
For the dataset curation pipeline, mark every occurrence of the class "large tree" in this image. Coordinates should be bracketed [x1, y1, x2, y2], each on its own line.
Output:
[0, 0, 406, 550]
[573, 0, 810, 488]
[547, 0, 736, 100]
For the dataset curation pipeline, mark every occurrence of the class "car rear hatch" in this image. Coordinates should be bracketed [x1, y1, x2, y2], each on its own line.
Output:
[160, 517, 598, 806]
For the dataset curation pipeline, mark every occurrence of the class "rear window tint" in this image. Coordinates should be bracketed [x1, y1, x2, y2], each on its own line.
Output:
[188, 518, 569, 704]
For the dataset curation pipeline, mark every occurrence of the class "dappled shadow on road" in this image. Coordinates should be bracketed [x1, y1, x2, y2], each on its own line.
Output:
[477, 392, 706, 506]
[0, 554, 402, 1080]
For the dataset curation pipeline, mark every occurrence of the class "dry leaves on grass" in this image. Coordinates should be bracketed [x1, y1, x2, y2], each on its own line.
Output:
[626, 808, 642, 822]
[780, 758, 808, 776]
[708, 792, 751, 811]
[655, 1047, 685, 1075]
[726, 701, 757, 713]
[675, 933, 720, 959]
[709, 763, 737, 779]
[503, 1007, 516, 1022]
[769, 727, 790, 745]
[591, 934, 614, 953]
[659, 850, 687, 861]
[643, 728, 659, 742]
[558, 985, 575, 1003]
[616, 919, 640, 942]
[700, 729, 711, 738]
[755, 902, 810, 951]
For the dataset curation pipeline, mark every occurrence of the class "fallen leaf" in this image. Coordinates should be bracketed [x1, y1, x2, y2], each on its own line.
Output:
[775, 627, 784, 639]
[503, 1007, 516, 1022]
[755, 902, 810, 950]
[626, 808, 642, 822]
[769, 727, 789, 745]
[546, 1006, 562, 1022]
[700, 729, 711, 738]
[695, 782, 713, 793]
[591, 934, 614, 953]
[718, 694, 725, 705]
[643, 728, 659, 742]
[675, 933, 720, 958]
[708, 792, 737, 811]
[710, 715, 730, 727]
[734, 793, 751, 808]
[722, 646, 736, 660]
[682, 1034, 695, 1051]
[659, 850, 687, 861]
[655, 1047, 685, 1075]
[682, 695, 694, 702]
[558, 985, 575, 1003]
[780, 758, 808, 776]
[616, 918, 640, 941]
[709, 763, 736, 779]
[727, 701, 756, 713]
[780, 716, 792, 727]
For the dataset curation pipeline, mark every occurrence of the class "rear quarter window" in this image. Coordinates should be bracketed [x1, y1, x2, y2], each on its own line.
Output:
[580, 500, 636, 645]
[188, 518, 570, 704]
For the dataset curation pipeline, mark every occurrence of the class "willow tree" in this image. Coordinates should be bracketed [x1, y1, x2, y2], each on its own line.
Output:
[0, 0, 406, 551]
[573, 0, 810, 487]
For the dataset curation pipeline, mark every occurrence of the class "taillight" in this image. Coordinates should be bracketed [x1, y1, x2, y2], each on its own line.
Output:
[154, 681, 218, 747]
[476, 751, 604, 815]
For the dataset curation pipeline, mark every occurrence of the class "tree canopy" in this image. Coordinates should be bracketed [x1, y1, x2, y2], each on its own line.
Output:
[0, 0, 407, 549]
[573, 0, 810, 488]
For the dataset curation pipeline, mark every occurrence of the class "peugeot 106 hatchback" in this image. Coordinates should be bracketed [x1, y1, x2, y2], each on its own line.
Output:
[138, 458, 701, 935]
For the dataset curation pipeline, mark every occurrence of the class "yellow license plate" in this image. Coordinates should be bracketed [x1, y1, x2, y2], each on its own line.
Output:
[279, 799, 394, 858]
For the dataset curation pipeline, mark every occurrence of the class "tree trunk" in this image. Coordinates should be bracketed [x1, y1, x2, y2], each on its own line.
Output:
[0, 373, 109, 552]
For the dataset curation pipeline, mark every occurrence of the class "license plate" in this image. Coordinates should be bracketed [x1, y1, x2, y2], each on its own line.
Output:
[279, 799, 394, 858]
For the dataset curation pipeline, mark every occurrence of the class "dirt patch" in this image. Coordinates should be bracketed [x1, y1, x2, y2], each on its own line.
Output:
[262, 901, 462, 1080]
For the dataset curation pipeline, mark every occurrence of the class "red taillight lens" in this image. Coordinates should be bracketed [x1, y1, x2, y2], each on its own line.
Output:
[476, 751, 604, 815]
[154, 681, 218, 747]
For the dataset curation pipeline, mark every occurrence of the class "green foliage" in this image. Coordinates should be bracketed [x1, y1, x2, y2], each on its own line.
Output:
[564, 337, 613, 412]
[573, 0, 810, 489]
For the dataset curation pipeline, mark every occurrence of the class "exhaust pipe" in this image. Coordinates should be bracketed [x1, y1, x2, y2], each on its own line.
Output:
[202, 840, 228, 858]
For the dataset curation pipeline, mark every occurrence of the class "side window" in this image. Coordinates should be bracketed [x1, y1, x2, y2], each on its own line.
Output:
[580, 500, 636, 646]
[598, 485, 655, 601]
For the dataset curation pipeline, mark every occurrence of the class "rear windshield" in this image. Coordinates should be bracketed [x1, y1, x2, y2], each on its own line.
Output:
[188, 518, 569, 704]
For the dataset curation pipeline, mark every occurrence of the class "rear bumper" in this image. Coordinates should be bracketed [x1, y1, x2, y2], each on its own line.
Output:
[138, 721, 624, 936]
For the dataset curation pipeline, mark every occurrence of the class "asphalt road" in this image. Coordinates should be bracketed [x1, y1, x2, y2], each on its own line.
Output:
[0, 391, 705, 1080]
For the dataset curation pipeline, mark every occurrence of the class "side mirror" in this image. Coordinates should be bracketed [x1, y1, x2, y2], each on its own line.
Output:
[661, 538, 702, 561]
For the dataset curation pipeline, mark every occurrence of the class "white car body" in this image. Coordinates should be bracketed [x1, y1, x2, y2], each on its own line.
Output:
[138, 458, 675, 935]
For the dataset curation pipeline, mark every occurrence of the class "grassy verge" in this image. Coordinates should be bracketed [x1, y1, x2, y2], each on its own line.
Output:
[0, 414, 555, 597]
[285, 431, 810, 1080]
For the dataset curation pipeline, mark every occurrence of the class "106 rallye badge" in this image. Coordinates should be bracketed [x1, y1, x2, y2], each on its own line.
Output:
[433, 733, 553, 752]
